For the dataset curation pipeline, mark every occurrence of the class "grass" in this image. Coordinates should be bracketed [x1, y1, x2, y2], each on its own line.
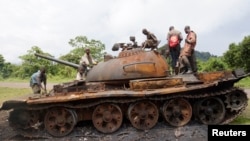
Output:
[0, 87, 31, 105]
[2, 77, 73, 83]
[235, 77, 250, 88]
[231, 116, 250, 125]
[230, 100, 250, 125]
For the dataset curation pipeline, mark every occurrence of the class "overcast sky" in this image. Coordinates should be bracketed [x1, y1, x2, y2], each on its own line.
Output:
[1, 0, 250, 64]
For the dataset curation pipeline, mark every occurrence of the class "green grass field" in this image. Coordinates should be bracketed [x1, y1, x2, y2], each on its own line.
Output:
[229, 100, 250, 125]
[0, 87, 31, 105]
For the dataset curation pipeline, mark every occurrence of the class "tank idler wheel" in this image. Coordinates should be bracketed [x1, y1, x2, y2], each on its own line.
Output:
[128, 101, 159, 130]
[44, 107, 77, 137]
[194, 97, 225, 125]
[224, 89, 248, 112]
[162, 98, 192, 127]
[92, 103, 123, 133]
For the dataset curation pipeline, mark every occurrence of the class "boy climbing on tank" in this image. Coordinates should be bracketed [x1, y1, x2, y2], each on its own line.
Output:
[77, 48, 97, 80]
[30, 67, 47, 94]
[141, 28, 159, 50]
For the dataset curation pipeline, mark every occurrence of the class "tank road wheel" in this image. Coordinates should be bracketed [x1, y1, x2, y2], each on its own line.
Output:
[194, 97, 225, 125]
[44, 107, 77, 137]
[128, 101, 159, 130]
[9, 109, 40, 129]
[224, 89, 248, 112]
[92, 103, 123, 133]
[162, 98, 192, 127]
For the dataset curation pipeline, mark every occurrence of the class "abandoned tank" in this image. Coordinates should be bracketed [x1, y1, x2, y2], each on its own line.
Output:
[0, 39, 249, 138]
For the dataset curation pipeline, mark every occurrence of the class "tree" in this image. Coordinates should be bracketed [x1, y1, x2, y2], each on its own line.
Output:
[68, 36, 106, 63]
[54, 36, 106, 79]
[17, 46, 55, 78]
[223, 36, 250, 72]
[200, 57, 227, 72]
[240, 36, 250, 72]
[195, 51, 217, 62]
[0, 54, 4, 69]
[0, 54, 15, 79]
[2, 62, 13, 78]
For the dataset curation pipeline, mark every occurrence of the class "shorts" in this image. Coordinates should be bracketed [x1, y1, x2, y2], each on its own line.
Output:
[32, 84, 41, 94]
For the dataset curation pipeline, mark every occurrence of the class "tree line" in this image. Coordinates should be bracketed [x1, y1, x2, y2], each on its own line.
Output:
[0, 35, 250, 80]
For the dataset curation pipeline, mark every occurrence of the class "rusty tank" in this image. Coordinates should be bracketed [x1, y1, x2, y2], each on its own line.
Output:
[0, 39, 249, 138]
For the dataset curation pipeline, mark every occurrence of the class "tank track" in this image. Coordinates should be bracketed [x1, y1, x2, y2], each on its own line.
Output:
[10, 87, 248, 139]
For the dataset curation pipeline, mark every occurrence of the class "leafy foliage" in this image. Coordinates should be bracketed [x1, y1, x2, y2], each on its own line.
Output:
[199, 57, 228, 72]
[54, 36, 106, 78]
[223, 36, 250, 72]
[0, 54, 15, 79]
[240, 36, 250, 72]
[0, 54, 4, 67]
[195, 51, 217, 62]
[68, 36, 106, 63]
[17, 46, 55, 78]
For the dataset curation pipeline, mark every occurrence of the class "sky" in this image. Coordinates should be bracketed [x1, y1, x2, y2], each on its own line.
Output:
[0, 0, 250, 64]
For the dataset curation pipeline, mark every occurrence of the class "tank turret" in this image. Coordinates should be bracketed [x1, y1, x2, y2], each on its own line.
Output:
[86, 48, 169, 83]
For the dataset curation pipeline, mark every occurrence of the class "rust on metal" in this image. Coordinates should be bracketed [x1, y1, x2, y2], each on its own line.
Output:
[129, 78, 184, 90]
[197, 70, 234, 83]
[86, 49, 169, 82]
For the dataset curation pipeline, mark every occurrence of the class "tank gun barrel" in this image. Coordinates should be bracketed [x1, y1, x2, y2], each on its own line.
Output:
[35, 53, 80, 69]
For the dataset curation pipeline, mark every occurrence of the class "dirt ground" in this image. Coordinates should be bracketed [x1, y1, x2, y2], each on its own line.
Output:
[0, 109, 208, 141]
[0, 82, 249, 141]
